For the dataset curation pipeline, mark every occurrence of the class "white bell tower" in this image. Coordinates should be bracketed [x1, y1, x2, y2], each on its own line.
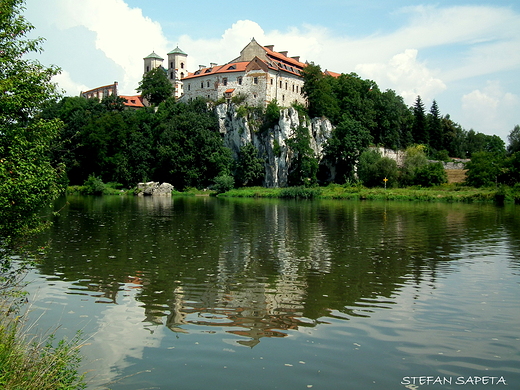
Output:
[167, 46, 188, 98]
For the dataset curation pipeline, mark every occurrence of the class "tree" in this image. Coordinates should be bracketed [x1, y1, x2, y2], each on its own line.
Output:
[324, 116, 373, 183]
[301, 62, 338, 120]
[507, 125, 520, 155]
[399, 145, 429, 186]
[137, 66, 174, 106]
[427, 100, 443, 152]
[0, 0, 64, 254]
[412, 96, 428, 145]
[357, 149, 398, 187]
[465, 152, 502, 187]
[287, 125, 318, 187]
[234, 143, 265, 187]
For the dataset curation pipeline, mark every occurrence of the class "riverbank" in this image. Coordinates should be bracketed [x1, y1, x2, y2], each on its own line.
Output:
[218, 184, 520, 204]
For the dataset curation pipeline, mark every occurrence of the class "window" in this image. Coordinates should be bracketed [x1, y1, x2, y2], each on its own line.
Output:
[238, 77, 243, 85]
[223, 77, 228, 86]
[207, 81, 210, 87]
[181, 63, 184, 69]
[285, 82, 288, 90]
[280, 80, 282, 88]
[170, 62, 174, 69]
[201, 82, 204, 88]
[254, 77, 258, 85]
[270, 79, 273, 85]
[188, 84, 191, 91]
[146, 66, 150, 72]
[180, 72, 184, 79]
[170, 71, 174, 80]
[227, 65, 236, 70]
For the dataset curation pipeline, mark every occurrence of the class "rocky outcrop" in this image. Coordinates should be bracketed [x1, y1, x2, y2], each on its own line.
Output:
[216, 103, 333, 187]
[137, 182, 174, 196]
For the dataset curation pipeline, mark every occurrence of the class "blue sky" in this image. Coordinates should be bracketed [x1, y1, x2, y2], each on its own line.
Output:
[25, 0, 520, 143]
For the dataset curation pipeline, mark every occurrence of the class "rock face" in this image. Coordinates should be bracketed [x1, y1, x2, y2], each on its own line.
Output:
[216, 103, 333, 187]
[137, 182, 174, 196]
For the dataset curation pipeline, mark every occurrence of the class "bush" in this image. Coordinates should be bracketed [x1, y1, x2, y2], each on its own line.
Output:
[212, 175, 235, 194]
[81, 175, 105, 195]
[414, 162, 448, 187]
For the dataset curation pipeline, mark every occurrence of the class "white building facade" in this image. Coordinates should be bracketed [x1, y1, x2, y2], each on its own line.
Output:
[144, 39, 307, 107]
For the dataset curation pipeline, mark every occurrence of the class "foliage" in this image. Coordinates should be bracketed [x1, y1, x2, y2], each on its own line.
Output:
[136, 67, 173, 106]
[155, 99, 232, 189]
[287, 125, 318, 187]
[414, 162, 448, 187]
[301, 63, 338, 119]
[412, 96, 428, 145]
[427, 100, 443, 152]
[234, 143, 265, 187]
[0, 302, 86, 390]
[81, 174, 105, 195]
[279, 186, 322, 199]
[324, 116, 373, 183]
[465, 151, 502, 187]
[399, 145, 429, 186]
[0, 0, 65, 278]
[357, 150, 398, 187]
[211, 174, 235, 194]
[507, 125, 520, 155]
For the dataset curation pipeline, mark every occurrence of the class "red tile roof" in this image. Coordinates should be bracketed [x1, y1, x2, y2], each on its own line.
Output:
[120, 95, 144, 108]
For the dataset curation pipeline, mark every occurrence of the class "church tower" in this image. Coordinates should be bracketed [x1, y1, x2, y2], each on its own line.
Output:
[143, 52, 164, 74]
[167, 46, 188, 98]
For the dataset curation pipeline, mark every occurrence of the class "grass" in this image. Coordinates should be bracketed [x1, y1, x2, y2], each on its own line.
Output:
[0, 298, 86, 390]
[219, 184, 520, 204]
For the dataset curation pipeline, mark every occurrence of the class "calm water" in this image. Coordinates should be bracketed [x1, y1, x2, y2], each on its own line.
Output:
[25, 196, 520, 390]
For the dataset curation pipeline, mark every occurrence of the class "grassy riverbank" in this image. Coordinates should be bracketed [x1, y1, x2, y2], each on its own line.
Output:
[0, 300, 86, 389]
[219, 184, 520, 204]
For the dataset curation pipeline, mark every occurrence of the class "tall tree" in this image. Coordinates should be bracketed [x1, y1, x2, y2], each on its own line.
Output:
[411, 96, 428, 145]
[0, 0, 64, 253]
[301, 62, 337, 120]
[323, 116, 373, 183]
[137, 67, 174, 106]
[427, 100, 443, 152]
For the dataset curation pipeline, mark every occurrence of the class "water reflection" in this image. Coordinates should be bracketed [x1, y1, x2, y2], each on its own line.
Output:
[36, 196, 520, 349]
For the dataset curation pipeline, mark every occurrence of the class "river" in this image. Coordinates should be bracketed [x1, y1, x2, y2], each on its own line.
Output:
[25, 195, 520, 389]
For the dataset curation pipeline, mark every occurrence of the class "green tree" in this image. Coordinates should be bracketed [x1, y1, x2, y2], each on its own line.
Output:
[137, 66, 174, 106]
[412, 96, 428, 145]
[399, 145, 429, 186]
[427, 100, 443, 152]
[414, 162, 447, 187]
[507, 125, 520, 155]
[465, 151, 502, 187]
[234, 143, 265, 187]
[155, 99, 232, 189]
[324, 116, 373, 183]
[301, 62, 338, 119]
[287, 125, 318, 187]
[0, 0, 64, 252]
[357, 149, 398, 187]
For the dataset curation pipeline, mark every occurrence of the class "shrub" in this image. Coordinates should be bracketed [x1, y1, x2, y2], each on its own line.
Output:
[211, 175, 235, 194]
[81, 175, 105, 195]
[414, 162, 448, 187]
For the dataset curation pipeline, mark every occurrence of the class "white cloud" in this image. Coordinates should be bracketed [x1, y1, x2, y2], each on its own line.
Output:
[52, 70, 89, 96]
[355, 49, 446, 105]
[461, 81, 520, 141]
[28, 0, 170, 94]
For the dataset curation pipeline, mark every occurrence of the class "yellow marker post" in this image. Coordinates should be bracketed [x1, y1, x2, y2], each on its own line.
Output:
[383, 177, 388, 189]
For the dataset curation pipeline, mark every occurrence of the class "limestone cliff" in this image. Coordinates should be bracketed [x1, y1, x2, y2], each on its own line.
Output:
[216, 103, 333, 187]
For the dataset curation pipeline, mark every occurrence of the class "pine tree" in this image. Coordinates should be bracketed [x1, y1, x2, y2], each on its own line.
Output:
[412, 96, 428, 145]
[427, 100, 443, 152]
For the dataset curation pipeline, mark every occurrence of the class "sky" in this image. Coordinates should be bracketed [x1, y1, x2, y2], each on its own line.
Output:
[25, 0, 520, 143]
